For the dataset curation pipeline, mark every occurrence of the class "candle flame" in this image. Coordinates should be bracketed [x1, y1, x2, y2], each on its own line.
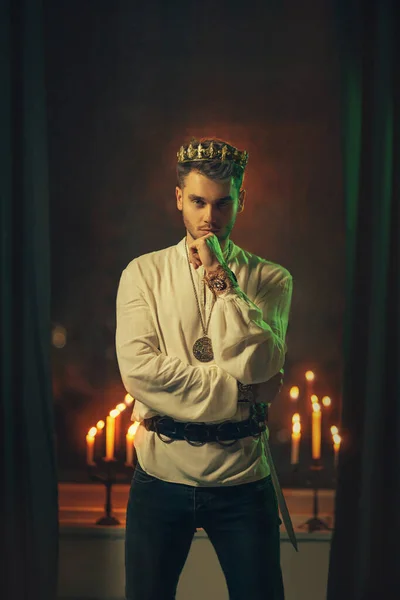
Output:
[109, 409, 120, 418]
[96, 420, 105, 430]
[322, 396, 332, 407]
[305, 370, 315, 382]
[292, 413, 300, 423]
[289, 386, 300, 400]
[312, 402, 321, 413]
[88, 427, 97, 437]
[333, 434, 341, 445]
[128, 422, 140, 436]
[125, 394, 134, 405]
[117, 403, 127, 412]
[330, 425, 339, 436]
[292, 421, 301, 435]
[311, 394, 318, 404]
[52, 325, 67, 349]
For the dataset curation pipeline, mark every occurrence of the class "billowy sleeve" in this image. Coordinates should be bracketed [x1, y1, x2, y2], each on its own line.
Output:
[210, 266, 293, 385]
[115, 265, 238, 422]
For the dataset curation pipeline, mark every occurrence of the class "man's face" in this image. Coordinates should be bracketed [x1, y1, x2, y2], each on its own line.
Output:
[176, 170, 245, 246]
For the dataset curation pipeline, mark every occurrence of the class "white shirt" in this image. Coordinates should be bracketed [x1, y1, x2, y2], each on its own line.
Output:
[116, 236, 292, 487]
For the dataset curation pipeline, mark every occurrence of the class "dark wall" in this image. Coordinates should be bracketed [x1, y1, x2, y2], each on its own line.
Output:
[44, 0, 344, 469]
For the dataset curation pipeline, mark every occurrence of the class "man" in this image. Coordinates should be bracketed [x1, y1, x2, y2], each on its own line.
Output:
[116, 137, 293, 600]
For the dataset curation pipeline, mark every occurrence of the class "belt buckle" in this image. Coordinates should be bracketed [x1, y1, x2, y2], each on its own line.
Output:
[215, 422, 240, 447]
[183, 422, 208, 446]
[155, 416, 177, 444]
[237, 381, 254, 402]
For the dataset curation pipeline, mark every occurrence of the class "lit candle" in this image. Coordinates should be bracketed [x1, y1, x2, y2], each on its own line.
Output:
[290, 386, 300, 401]
[312, 402, 322, 460]
[305, 371, 315, 383]
[106, 410, 119, 460]
[86, 426, 97, 465]
[115, 405, 126, 452]
[113, 407, 122, 453]
[333, 433, 341, 468]
[125, 422, 140, 465]
[322, 396, 331, 407]
[125, 430, 134, 466]
[305, 371, 315, 416]
[291, 414, 301, 465]
[125, 393, 134, 406]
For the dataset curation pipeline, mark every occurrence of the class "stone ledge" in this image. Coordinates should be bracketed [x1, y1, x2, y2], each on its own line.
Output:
[58, 532, 330, 600]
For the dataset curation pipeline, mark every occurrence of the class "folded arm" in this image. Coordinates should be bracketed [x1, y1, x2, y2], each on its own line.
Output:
[210, 266, 293, 385]
[115, 265, 238, 422]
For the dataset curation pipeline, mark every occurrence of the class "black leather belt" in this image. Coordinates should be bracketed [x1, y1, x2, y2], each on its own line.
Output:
[143, 403, 268, 447]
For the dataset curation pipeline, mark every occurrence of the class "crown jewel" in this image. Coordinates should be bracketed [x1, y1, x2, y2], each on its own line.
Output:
[177, 140, 249, 169]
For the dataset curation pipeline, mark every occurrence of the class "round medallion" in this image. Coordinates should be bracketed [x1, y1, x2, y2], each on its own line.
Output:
[193, 336, 214, 362]
[211, 277, 227, 291]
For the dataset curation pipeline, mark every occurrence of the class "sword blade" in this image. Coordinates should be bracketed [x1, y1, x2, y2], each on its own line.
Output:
[263, 432, 298, 552]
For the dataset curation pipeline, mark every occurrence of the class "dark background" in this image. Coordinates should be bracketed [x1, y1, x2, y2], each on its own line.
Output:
[44, 0, 344, 480]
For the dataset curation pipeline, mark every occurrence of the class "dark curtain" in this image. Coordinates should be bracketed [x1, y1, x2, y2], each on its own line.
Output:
[0, 1, 58, 599]
[328, 1, 399, 599]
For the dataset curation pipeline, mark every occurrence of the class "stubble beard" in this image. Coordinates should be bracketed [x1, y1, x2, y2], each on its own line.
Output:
[181, 208, 235, 249]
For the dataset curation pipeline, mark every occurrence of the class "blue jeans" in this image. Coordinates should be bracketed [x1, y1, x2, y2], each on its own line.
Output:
[125, 461, 284, 600]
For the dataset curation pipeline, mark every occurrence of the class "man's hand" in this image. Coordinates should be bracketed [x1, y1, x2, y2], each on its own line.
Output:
[253, 371, 284, 405]
[188, 233, 225, 271]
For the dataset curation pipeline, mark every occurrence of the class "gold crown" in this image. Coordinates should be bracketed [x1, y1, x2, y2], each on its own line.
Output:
[177, 140, 249, 169]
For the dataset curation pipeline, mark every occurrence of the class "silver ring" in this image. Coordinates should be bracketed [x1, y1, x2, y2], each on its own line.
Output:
[215, 422, 240, 447]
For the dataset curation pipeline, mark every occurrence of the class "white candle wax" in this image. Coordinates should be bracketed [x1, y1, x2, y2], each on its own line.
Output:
[86, 434, 95, 465]
[291, 432, 301, 465]
[333, 434, 341, 469]
[312, 404, 321, 460]
[126, 433, 134, 465]
[105, 415, 116, 460]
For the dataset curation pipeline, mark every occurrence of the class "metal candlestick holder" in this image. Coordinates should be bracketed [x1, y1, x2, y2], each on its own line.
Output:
[299, 462, 331, 533]
[87, 448, 137, 526]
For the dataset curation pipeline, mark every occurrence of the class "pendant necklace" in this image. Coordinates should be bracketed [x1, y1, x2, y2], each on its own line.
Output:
[185, 241, 217, 362]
